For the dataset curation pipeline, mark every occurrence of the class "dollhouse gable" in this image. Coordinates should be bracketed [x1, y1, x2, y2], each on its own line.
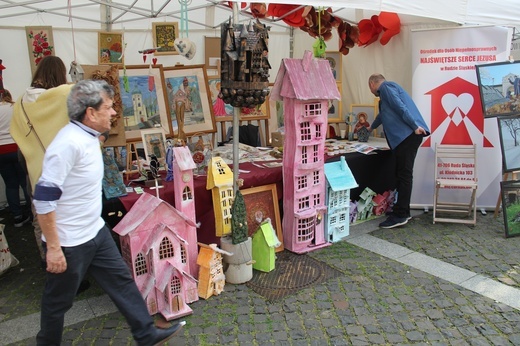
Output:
[206, 156, 233, 189]
[173, 146, 197, 171]
[196, 243, 227, 299]
[270, 50, 340, 102]
[324, 156, 358, 192]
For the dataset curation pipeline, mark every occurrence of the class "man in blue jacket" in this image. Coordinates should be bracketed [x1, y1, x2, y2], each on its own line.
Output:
[367, 74, 430, 229]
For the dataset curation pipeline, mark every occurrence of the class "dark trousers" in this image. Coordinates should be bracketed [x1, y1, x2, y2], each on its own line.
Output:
[37, 225, 155, 345]
[0, 151, 30, 217]
[392, 133, 423, 218]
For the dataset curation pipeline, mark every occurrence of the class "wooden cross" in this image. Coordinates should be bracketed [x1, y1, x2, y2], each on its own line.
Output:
[149, 178, 164, 199]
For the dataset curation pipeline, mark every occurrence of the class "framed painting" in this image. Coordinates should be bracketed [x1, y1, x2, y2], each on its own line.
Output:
[241, 184, 284, 252]
[497, 115, 520, 173]
[208, 76, 233, 117]
[500, 180, 520, 238]
[204, 36, 221, 70]
[118, 65, 172, 142]
[152, 22, 179, 56]
[141, 128, 168, 168]
[98, 32, 124, 65]
[163, 64, 216, 137]
[476, 60, 520, 118]
[325, 51, 341, 82]
[240, 99, 270, 120]
[350, 104, 376, 137]
[327, 82, 342, 122]
[25, 26, 54, 76]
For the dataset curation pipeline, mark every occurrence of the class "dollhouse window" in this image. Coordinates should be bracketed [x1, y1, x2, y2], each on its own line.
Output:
[180, 244, 187, 264]
[170, 276, 181, 295]
[300, 122, 311, 141]
[304, 102, 321, 117]
[159, 237, 175, 260]
[313, 194, 321, 206]
[297, 176, 307, 190]
[330, 215, 337, 224]
[135, 252, 148, 276]
[182, 186, 192, 201]
[297, 217, 314, 242]
[298, 196, 310, 210]
[339, 213, 346, 222]
[315, 124, 322, 138]
[301, 146, 308, 164]
[313, 145, 319, 162]
[338, 190, 349, 205]
[148, 252, 154, 274]
[216, 161, 225, 175]
[337, 224, 346, 233]
[221, 191, 226, 199]
[313, 171, 320, 185]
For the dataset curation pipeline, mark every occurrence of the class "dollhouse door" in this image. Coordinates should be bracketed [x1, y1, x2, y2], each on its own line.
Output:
[171, 294, 184, 312]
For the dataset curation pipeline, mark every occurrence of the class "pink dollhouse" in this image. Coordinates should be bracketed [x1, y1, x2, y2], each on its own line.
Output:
[172, 146, 199, 277]
[206, 157, 234, 237]
[270, 50, 341, 254]
[112, 193, 199, 320]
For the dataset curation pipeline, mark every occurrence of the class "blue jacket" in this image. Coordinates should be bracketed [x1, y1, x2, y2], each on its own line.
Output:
[371, 81, 430, 149]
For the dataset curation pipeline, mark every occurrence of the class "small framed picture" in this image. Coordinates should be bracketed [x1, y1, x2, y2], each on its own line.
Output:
[324, 51, 341, 82]
[98, 32, 124, 65]
[241, 184, 283, 252]
[497, 115, 520, 173]
[327, 82, 342, 122]
[152, 22, 179, 56]
[141, 128, 168, 168]
[500, 180, 520, 238]
[350, 104, 376, 136]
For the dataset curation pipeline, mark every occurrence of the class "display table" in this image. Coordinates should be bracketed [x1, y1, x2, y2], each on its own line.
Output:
[105, 142, 395, 245]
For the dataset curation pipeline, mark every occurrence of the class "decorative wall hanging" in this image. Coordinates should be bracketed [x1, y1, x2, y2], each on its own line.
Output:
[163, 64, 216, 136]
[25, 26, 54, 75]
[117, 65, 172, 141]
[98, 31, 124, 65]
[174, 0, 196, 60]
[220, 19, 271, 108]
[152, 22, 179, 56]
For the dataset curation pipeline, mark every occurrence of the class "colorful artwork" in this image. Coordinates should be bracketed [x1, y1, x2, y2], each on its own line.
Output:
[208, 77, 233, 117]
[98, 32, 124, 65]
[25, 26, 54, 75]
[152, 22, 179, 56]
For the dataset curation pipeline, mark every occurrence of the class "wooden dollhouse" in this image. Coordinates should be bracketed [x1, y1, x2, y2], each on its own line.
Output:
[356, 187, 377, 221]
[196, 243, 231, 299]
[324, 156, 358, 242]
[270, 50, 341, 254]
[112, 195, 200, 320]
[252, 219, 281, 272]
[172, 146, 199, 277]
[206, 157, 234, 237]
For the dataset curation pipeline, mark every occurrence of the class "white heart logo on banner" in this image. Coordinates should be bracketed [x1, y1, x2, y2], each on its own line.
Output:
[441, 93, 473, 126]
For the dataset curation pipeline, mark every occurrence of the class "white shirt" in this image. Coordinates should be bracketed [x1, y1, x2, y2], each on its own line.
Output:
[34, 121, 105, 247]
[0, 102, 15, 146]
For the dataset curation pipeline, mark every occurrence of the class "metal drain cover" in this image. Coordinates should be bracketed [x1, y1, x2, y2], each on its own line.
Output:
[246, 251, 342, 301]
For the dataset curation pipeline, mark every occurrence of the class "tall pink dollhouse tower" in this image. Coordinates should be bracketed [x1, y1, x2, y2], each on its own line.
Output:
[270, 50, 341, 254]
[172, 146, 198, 277]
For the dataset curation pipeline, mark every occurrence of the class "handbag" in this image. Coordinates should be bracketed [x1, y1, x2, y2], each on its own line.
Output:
[0, 224, 19, 276]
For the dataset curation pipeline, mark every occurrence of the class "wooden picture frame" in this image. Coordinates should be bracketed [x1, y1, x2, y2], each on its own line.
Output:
[98, 32, 124, 65]
[204, 36, 221, 70]
[239, 99, 270, 120]
[497, 115, 520, 173]
[118, 65, 172, 142]
[350, 104, 376, 137]
[241, 184, 284, 252]
[325, 51, 341, 82]
[25, 26, 54, 76]
[152, 22, 179, 56]
[163, 64, 216, 137]
[500, 180, 520, 238]
[141, 128, 168, 167]
[327, 82, 342, 122]
[208, 76, 233, 117]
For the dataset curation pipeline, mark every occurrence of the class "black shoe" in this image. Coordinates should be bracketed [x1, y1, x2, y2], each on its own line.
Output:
[379, 215, 409, 229]
[14, 215, 31, 227]
[151, 321, 186, 345]
[385, 211, 412, 221]
[76, 279, 91, 296]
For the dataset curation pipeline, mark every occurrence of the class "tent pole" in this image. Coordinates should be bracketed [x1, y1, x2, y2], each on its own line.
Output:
[232, 2, 240, 194]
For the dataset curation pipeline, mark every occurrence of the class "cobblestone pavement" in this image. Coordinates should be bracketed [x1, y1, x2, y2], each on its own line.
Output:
[2, 208, 520, 345]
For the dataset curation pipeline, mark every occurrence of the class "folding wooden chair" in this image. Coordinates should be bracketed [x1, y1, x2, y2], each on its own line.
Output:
[433, 144, 478, 225]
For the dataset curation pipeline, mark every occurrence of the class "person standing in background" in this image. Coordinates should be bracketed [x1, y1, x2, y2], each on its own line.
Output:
[0, 89, 31, 227]
[367, 73, 430, 229]
[33, 79, 184, 345]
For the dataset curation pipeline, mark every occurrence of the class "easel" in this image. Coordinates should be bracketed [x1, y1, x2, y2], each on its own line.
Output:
[494, 171, 519, 218]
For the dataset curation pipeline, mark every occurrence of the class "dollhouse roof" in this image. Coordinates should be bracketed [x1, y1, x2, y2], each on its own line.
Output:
[206, 157, 233, 189]
[143, 223, 188, 254]
[155, 264, 198, 292]
[112, 193, 197, 236]
[173, 146, 197, 171]
[140, 275, 156, 298]
[270, 50, 341, 102]
[324, 156, 359, 191]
